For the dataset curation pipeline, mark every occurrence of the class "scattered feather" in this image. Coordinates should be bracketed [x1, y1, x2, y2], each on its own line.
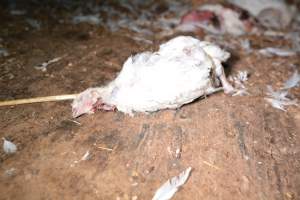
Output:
[34, 57, 63, 72]
[265, 97, 297, 111]
[152, 167, 192, 200]
[0, 48, 9, 57]
[72, 14, 102, 25]
[282, 70, 300, 89]
[229, 70, 250, 96]
[265, 85, 298, 111]
[4, 168, 16, 177]
[10, 9, 27, 15]
[263, 30, 285, 37]
[235, 71, 249, 82]
[232, 89, 249, 96]
[240, 39, 252, 53]
[130, 36, 153, 44]
[258, 47, 296, 57]
[3, 138, 17, 154]
[267, 85, 289, 100]
[26, 18, 41, 30]
[288, 32, 300, 52]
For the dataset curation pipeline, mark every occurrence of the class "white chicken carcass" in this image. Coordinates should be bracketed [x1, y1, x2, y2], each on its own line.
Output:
[227, 0, 297, 28]
[72, 36, 234, 117]
[178, 3, 257, 36]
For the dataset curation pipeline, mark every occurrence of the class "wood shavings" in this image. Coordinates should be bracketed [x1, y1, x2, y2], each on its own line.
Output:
[81, 150, 91, 161]
[71, 150, 92, 167]
[152, 167, 192, 200]
[97, 146, 113, 151]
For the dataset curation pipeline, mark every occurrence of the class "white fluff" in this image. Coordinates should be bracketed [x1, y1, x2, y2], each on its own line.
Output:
[283, 70, 300, 89]
[0, 48, 9, 57]
[3, 138, 17, 154]
[265, 97, 297, 111]
[258, 47, 296, 57]
[72, 36, 234, 117]
[229, 70, 249, 96]
[72, 14, 102, 25]
[240, 39, 252, 53]
[152, 167, 192, 200]
[265, 85, 298, 111]
[34, 57, 62, 72]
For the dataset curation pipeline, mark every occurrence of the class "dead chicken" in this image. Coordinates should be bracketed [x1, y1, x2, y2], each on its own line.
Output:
[72, 36, 234, 117]
[227, 0, 297, 28]
[179, 3, 257, 36]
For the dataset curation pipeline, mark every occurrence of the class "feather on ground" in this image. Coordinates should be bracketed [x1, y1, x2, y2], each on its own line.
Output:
[152, 167, 192, 200]
[3, 138, 17, 154]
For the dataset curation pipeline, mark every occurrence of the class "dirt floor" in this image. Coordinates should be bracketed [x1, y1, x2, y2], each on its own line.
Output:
[0, 1, 300, 200]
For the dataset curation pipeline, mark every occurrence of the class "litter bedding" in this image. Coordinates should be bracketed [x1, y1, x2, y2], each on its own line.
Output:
[1, 0, 300, 200]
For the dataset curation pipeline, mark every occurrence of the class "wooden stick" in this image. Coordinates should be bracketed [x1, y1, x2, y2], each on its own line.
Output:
[0, 94, 78, 107]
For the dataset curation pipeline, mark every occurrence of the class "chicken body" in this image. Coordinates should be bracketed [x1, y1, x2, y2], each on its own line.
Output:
[72, 36, 233, 117]
[227, 0, 296, 28]
[179, 4, 256, 36]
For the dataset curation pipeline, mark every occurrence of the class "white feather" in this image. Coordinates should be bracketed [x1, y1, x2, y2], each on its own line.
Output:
[72, 14, 102, 25]
[229, 71, 249, 96]
[265, 97, 297, 111]
[152, 167, 192, 200]
[3, 138, 17, 154]
[283, 70, 300, 89]
[258, 47, 296, 57]
[265, 85, 298, 111]
[0, 48, 9, 57]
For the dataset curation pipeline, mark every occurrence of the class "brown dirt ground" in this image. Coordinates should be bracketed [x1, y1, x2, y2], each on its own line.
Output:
[0, 2, 300, 200]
